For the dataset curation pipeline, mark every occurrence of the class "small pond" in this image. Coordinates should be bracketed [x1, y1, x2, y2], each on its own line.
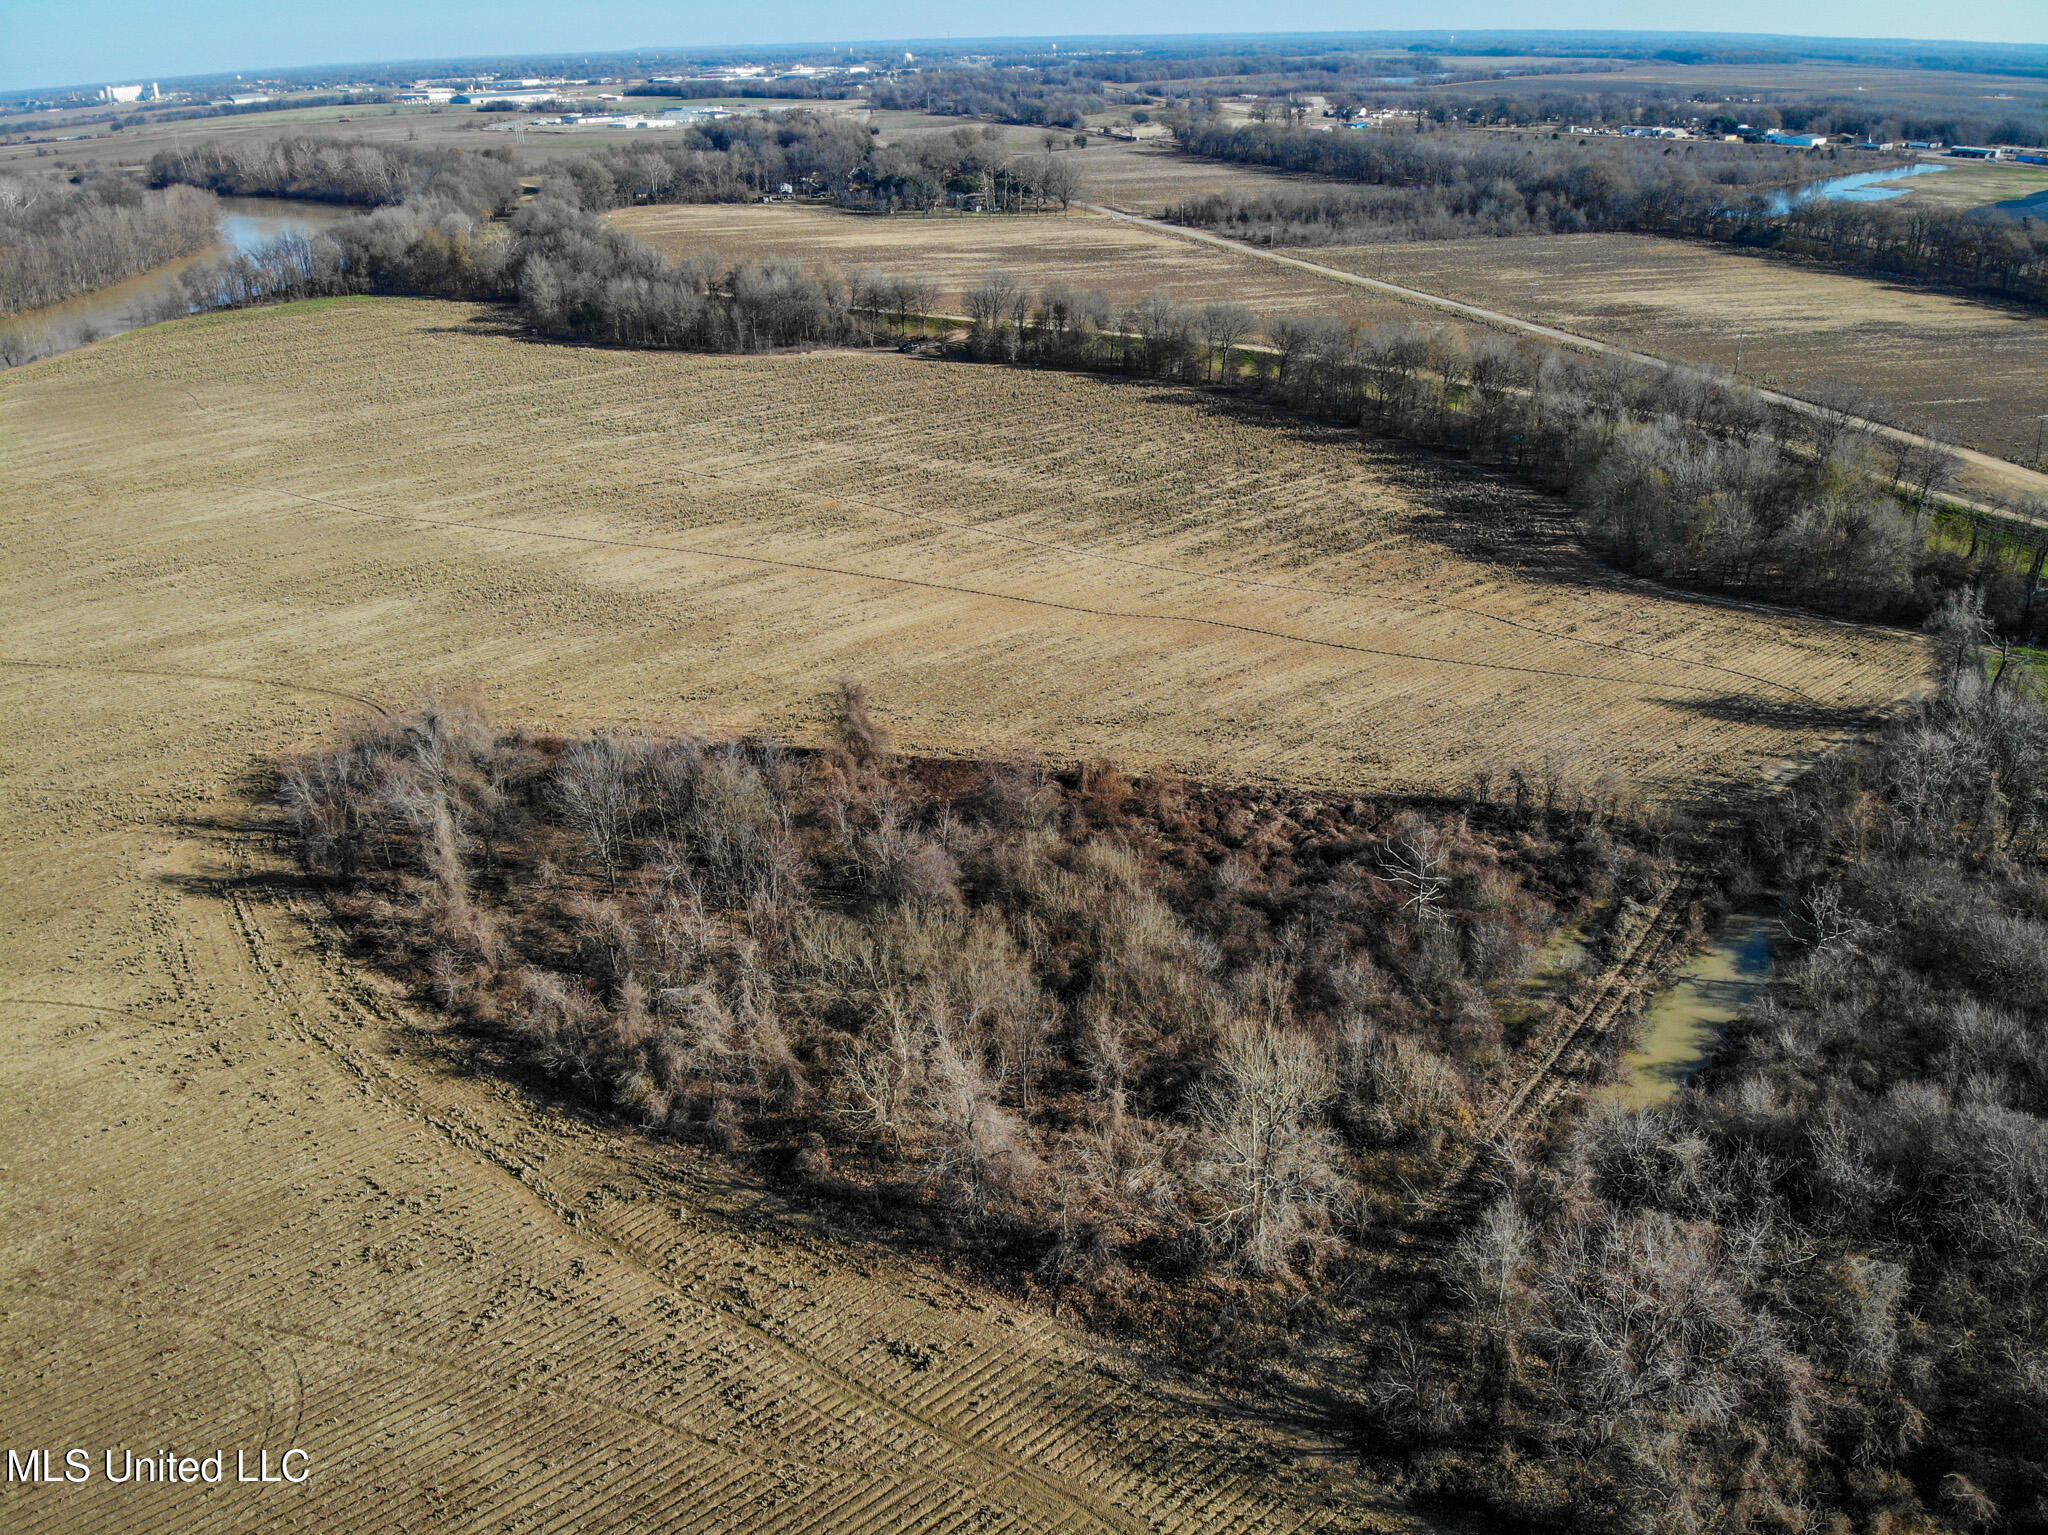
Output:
[1761, 161, 1950, 213]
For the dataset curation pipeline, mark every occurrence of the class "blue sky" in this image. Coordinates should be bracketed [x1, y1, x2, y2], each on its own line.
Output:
[3, 1, 2043, 92]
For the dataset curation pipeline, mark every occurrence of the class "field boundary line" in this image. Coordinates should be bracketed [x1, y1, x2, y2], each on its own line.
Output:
[270, 487, 1786, 699]
[646, 456, 1816, 702]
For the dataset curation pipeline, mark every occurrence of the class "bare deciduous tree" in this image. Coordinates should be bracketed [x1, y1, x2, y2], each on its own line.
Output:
[556, 733, 635, 889]
[1191, 1023, 1339, 1275]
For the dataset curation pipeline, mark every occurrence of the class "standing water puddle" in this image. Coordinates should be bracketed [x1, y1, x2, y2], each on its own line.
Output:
[1604, 908, 1777, 1108]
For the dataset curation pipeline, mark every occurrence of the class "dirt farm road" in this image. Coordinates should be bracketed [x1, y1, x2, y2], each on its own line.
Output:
[1085, 204, 2048, 516]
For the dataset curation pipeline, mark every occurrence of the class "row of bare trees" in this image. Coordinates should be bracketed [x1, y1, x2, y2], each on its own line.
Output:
[0, 175, 218, 315]
[146, 137, 521, 217]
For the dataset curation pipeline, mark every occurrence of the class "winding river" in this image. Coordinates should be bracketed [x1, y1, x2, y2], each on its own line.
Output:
[1763, 161, 1951, 214]
[1, 196, 359, 360]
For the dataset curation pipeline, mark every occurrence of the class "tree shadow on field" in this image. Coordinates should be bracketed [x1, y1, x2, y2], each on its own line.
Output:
[419, 305, 530, 343]
[1656, 691, 1891, 734]
[1121, 379, 1942, 681]
[1120, 379, 1632, 582]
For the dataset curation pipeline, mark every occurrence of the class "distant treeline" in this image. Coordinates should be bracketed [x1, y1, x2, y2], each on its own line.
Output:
[146, 137, 522, 215]
[1165, 123, 1824, 243]
[1059, 49, 1441, 84]
[0, 177, 217, 314]
[868, 68, 1110, 129]
[1413, 31, 2048, 79]
[181, 193, 2041, 634]
[111, 91, 396, 131]
[1169, 123, 2048, 304]
[549, 123, 1081, 215]
[1366, 82, 2048, 149]
[621, 81, 847, 101]
[143, 117, 1083, 220]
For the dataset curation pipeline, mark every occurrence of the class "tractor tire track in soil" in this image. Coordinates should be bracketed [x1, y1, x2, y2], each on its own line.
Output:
[1403, 870, 1705, 1240]
[217, 874, 1138, 1535]
[0, 656, 392, 717]
[206, 816, 1398, 1535]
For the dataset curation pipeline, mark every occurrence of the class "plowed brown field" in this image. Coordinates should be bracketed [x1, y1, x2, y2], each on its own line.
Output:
[613, 206, 2048, 474]
[0, 297, 1925, 1531]
[1310, 232, 2048, 468]
[611, 202, 1426, 331]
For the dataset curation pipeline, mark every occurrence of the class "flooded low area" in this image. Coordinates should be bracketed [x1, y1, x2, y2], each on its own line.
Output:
[1, 195, 359, 361]
[1764, 161, 1950, 213]
[1605, 907, 1778, 1109]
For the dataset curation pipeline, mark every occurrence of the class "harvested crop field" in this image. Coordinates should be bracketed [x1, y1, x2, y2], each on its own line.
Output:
[3, 296, 1926, 797]
[612, 202, 1423, 329]
[0, 297, 1923, 1530]
[1311, 231, 2048, 466]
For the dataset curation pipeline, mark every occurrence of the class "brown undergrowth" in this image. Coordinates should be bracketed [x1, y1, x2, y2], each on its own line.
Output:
[282, 684, 1670, 1354]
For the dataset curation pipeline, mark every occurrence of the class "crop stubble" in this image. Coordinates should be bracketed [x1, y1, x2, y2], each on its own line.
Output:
[612, 202, 1428, 331]
[618, 205, 2048, 473]
[0, 297, 1923, 1530]
[1309, 231, 2048, 467]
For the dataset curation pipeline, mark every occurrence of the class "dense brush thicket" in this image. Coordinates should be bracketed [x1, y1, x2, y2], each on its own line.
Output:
[1397, 643, 2048, 1532]
[0, 175, 218, 314]
[1170, 124, 2048, 304]
[283, 687, 1650, 1310]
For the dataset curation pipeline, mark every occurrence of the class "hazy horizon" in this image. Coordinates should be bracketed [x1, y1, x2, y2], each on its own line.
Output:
[5, 6, 2044, 95]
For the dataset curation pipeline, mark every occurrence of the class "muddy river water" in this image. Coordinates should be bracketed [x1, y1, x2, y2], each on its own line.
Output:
[1, 196, 358, 358]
